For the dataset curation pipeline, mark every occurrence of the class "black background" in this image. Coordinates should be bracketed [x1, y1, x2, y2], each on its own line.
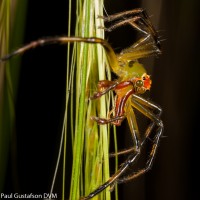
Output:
[4, 0, 200, 200]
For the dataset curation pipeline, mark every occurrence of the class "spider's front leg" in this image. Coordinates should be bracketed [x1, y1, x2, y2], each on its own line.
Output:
[90, 80, 135, 126]
[89, 80, 118, 100]
[90, 80, 125, 125]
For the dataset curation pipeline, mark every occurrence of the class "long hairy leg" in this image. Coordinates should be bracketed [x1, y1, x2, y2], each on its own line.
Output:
[110, 94, 162, 157]
[114, 96, 163, 183]
[81, 107, 141, 200]
[100, 8, 160, 49]
[0, 36, 122, 77]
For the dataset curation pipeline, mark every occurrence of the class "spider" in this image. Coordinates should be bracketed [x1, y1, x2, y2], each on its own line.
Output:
[0, 8, 163, 200]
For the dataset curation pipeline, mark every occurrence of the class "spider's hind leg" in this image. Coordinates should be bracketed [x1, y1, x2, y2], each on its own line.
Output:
[81, 109, 142, 200]
[115, 95, 163, 183]
[117, 120, 163, 183]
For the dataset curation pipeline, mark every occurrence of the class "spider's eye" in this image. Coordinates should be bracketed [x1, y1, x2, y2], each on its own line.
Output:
[135, 80, 144, 87]
[137, 87, 146, 94]
[128, 61, 134, 67]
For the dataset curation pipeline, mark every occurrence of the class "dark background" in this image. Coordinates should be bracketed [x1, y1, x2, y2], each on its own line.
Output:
[4, 0, 200, 200]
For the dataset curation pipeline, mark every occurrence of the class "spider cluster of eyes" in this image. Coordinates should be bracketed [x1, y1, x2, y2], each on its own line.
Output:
[134, 73, 151, 94]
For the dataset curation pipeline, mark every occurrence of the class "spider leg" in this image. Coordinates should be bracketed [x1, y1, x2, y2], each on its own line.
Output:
[80, 150, 140, 200]
[125, 99, 141, 149]
[91, 115, 125, 125]
[0, 37, 82, 62]
[101, 8, 154, 33]
[109, 113, 157, 157]
[98, 8, 144, 22]
[83, 95, 163, 199]
[115, 95, 163, 183]
[0, 36, 121, 78]
[98, 9, 161, 62]
[131, 95, 162, 126]
[118, 34, 161, 62]
[93, 99, 139, 158]
[90, 78, 134, 100]
[100, 16, 147, 34]
[0, 37, 115, 63]
[89, 80, 118, 100]
[101, 8, 160, 47]
[109, 94, 159, 157]
[109, 147, 136, 157]
[82, 100, 142, 199]
[91, 82, 135, 126]
[81, 104, 141, 200]
[117, 121, 163, 183]
[132, 94, 162, 117]
[108, 98, 142, 157]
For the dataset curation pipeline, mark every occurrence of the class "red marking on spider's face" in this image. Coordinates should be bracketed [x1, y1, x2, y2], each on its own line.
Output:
[134, 73, 152, 94]
[143, 74, 152, 90]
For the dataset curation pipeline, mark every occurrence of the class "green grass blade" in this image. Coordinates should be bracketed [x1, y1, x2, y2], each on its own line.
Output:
[0, 0, 27, 191]
[68, 0, 113, 200]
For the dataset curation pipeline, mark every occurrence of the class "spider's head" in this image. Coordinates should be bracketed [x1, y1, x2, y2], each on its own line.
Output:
[116, 60, 152, 94]
[134, 73, 152, 94]
[124, 60, 152, 94]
